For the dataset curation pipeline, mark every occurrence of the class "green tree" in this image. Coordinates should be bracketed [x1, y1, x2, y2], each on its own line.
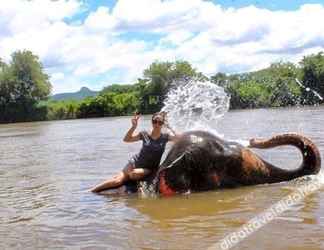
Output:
[222, 78, 269, 109]
[210, 72, 228, 87]
[0, 50, 52, 123]
[10, 50, 51, 101]
[300, 52, 324, 104]
[77, 96, 106, 118]
[100, 84, 136, 94]
[0, 58, 6, 69]
[256, 62, 301, 107]
[44, 100, 80, 120]
[213, 62, 301, 109]
[141, 60, 207, 112]
[75, 91, 139, 118]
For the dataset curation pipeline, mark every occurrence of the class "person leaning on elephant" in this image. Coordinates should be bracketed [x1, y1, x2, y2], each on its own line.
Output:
[91, 111, 180, 193]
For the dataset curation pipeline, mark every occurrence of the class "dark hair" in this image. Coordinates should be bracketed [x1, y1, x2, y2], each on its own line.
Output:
[152, 112, 167, 122]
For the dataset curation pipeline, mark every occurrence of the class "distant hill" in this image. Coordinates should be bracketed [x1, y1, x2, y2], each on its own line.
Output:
[51, 87, 99, 101]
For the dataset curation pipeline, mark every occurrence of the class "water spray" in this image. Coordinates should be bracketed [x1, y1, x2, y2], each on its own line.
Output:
[295, 78, 323, 101]
[161, 80, 230, 134]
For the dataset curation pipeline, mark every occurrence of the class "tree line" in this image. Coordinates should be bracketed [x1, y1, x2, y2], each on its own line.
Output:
[1, 50, 324, 123]
[0, 51, 51, 123]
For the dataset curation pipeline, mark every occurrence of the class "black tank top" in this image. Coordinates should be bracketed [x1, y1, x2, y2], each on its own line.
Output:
[132, 131, 169, 170]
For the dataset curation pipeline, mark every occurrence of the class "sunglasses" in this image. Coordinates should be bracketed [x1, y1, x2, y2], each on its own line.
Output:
[152, 119, 164, 125]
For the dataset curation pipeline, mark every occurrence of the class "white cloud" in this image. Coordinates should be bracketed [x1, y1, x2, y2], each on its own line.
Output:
[84, 6, 116, 31]
[51, 72, 65, 81]
[160, 30, 194, 46]
[0, 0, 81, 62]
[0, 0, 80, 33]
[51, 75, 86, 94]
[1, 0, 324, 93]
[84, 0, 219, 33]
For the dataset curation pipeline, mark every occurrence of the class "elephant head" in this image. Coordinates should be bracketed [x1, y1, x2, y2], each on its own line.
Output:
[156, 131, 321, 196]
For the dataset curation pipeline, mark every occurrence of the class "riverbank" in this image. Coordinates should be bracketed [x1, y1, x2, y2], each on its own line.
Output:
[2, 52, 324, 124]
[1, 103, 323, 126]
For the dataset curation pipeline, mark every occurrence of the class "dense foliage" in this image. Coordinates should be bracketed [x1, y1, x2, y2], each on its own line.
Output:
[1, 51, 324, 123]
[41, 100, 81, 120]
[299, 52, 324, 105]
[214, 62, 302, 109]
[0, 51, 51, 123]
[137, 60, 208, 113]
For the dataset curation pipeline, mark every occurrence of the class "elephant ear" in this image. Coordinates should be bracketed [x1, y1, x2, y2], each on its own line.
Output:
[158, 170, 176, 196]
[158, 152, 192, 193]
[159, 152, 186, 171]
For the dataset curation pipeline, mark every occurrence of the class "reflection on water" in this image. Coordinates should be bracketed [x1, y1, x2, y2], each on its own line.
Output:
[1, 106, 324, 249]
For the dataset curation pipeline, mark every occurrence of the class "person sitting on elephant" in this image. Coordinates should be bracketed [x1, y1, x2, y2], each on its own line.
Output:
[91, 111, 180, 193]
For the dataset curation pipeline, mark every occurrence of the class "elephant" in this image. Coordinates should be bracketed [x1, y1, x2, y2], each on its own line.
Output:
[104, 131, 321, 197]
[156, 131, 321, 196]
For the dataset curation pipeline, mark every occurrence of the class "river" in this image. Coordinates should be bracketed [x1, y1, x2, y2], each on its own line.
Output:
[1, 106, 324, 250]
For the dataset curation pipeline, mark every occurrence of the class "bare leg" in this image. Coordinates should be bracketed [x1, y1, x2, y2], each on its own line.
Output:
[91, 171, 128, 193]
[128, 168, 151, 181]
[91, 166, 151, 193]
[91, 163, 137, 193]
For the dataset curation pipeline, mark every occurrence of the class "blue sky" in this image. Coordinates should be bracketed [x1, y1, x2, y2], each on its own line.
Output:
[80, 0, 324, 12]
[213, 0, 324, 10]
[1, 0, 324, 94]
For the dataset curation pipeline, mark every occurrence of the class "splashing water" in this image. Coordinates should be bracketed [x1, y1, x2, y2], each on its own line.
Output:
[295, 78, 323, 101]
[161, 80, 230, 134]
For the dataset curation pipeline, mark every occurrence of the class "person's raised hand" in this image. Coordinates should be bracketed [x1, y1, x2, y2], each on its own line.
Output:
[131, 112, 140, 128]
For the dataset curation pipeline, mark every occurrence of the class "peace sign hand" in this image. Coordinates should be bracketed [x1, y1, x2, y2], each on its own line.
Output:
[131, 112, 140, 128]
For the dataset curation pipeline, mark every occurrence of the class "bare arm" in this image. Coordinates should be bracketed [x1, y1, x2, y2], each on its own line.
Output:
[123, 113, 141, 142]
[164, 122, 181, 142]
[168, 133, 182, 142]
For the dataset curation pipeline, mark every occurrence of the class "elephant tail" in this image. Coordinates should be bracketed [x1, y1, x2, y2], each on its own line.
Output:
[249, 133, 321, 179]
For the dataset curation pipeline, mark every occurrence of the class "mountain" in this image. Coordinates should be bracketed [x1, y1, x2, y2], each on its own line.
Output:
[51, 87, 99, 101]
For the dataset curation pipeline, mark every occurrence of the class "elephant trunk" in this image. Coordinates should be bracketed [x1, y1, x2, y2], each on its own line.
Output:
[249, 133, 321, 183]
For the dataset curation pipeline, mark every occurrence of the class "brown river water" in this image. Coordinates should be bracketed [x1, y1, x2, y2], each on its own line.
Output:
[1, 106, 324, 250]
